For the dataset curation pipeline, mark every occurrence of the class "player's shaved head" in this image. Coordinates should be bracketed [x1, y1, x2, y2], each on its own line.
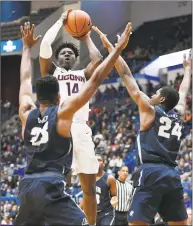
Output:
[36, 75, 59, 104]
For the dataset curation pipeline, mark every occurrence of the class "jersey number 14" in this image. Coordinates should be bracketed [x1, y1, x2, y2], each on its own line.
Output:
[66, 82, 79, 96]
[158, 116, 182, 140]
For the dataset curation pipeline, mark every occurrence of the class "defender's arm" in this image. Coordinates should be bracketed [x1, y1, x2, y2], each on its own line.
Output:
[175, 51, 192, 117]
[58, 23, 132, 119]
[19, 22, 40, 125]
[93, 26, 152, 112]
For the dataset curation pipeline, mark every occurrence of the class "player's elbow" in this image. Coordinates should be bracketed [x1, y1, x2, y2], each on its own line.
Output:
[95, 54, 103, 64]
[39, 40, 52, 59]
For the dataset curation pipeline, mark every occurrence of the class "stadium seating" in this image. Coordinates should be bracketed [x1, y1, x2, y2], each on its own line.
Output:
[1, 7, 59, 41]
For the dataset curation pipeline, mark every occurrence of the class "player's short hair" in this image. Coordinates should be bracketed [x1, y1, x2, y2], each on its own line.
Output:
[160, 86, 179, 111]
[55, 42, 79, 59]
[36, 75, 59, 104]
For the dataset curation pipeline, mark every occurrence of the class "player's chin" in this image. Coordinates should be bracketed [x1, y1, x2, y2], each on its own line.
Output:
[61, 61, 72, 70]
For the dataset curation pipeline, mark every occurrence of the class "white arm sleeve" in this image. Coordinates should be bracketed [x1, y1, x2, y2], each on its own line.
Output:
[40, 19, 63, 59]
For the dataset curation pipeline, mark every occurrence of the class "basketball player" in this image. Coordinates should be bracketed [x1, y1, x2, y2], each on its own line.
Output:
[15, 21, 132, 225]
[39, 10, 103, 225]
[95, 154, 117, 226]
[93, 26, 192, 226]
[80, 154, 118, 226]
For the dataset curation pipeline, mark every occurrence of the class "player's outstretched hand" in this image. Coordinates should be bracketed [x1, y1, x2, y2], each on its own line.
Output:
[20, 22, 41, 48]
[92, 26, 112, 49]
[116, 22, 132, 50]
[60, 9, 72, 25]
[183, 49, 192, 71]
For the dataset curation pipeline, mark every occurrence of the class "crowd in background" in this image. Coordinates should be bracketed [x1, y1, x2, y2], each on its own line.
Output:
[1, 12, 192, 226]
[1, 72, 192, 224]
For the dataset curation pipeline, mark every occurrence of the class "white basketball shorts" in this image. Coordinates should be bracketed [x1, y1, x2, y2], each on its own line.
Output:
[71, 122, 99, 174]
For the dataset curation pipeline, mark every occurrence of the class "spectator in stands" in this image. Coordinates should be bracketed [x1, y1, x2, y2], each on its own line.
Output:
[184, 192, 192, 209]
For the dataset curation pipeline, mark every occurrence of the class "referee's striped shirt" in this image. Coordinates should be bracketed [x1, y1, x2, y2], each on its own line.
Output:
[115, 179, 133, 212]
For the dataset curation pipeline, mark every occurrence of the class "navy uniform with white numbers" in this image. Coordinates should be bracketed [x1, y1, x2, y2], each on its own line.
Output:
[96, 173, 115, 226]
[128, 106, 187, 223]
[14, 106, 87, 225]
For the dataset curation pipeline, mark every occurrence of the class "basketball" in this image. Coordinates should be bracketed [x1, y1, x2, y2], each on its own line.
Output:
[65, 10, 92, 37]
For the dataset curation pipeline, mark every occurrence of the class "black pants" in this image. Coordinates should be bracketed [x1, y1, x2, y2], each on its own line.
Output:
[115, 211, 128, 226]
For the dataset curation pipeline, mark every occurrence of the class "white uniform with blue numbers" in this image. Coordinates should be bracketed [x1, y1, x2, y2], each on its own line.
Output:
[53, 67, 98, 174]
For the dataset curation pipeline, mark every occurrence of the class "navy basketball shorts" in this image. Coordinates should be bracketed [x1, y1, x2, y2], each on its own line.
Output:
[128, 163, 188, 223]
[14, 174, 88, 225]
[96, 209, 115, 226]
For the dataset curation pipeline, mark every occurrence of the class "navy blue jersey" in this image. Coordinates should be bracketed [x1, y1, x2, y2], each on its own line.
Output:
[96, 173, 113, 212]
[136, 106, 183, 167]
[23, 106, 73, 174]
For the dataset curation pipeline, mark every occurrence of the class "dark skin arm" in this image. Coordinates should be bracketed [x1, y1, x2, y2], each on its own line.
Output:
[174, 51, 192, 117]
[56, 23, 131, 225]
[40, 10, 103, 79]
[107, 175, 118, 208]
[82, 33, 103, 79]
[19, 22, 41, 136]
[107, 175, 117, 197]
[56, 23, 132, 138]
[92, 26, 155, 131]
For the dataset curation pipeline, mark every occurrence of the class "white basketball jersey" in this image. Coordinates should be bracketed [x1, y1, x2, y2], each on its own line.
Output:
[53, 67, 90, 122]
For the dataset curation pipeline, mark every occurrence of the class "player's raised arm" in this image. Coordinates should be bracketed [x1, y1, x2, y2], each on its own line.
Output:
[92, 26, 152, 113]
[82, 32, 103, 79]
[174, 50, 192, 117]
[19, 22, 41, 126]
[59, 22, 132, 118]
[39, 10, 71, 76]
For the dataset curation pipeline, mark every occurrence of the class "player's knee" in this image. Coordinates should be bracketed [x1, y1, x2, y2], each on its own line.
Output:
[79, 173, 96, 197]
[82, 183, 96, 197]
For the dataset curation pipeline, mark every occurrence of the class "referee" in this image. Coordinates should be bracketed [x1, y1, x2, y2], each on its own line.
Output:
[115, 166, 133, 226]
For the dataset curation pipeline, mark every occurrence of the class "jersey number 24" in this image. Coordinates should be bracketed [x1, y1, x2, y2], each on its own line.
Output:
[158, 116, 182, 140]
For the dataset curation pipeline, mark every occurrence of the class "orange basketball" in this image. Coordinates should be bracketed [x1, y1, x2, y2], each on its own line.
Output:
[65, 10, 92, 37]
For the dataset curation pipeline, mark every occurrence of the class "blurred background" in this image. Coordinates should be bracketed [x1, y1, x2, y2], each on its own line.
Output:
[1, 1, 192, 225]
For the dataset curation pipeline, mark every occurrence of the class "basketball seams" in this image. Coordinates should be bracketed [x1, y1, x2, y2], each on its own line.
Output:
[78, 16, 87, 34]
[74, 10, 78, 36]
[65, 21, 76, 35]
[65, 9, 91, 37]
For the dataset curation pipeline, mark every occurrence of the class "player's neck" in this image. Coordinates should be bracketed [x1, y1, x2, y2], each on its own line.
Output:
[96, 171, 104, 181]
[39, 104, 55, 114]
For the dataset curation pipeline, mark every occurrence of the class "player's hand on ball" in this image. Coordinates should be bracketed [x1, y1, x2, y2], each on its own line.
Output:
[110, 196, 118, 207]
[183, 50, 192, 71]
[72, 31, 91, 41]
[20, 22, 41, 48]
[116, 22, 132, 50]
[92, 26, 112, 49]
[60, 9, 72, 25]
